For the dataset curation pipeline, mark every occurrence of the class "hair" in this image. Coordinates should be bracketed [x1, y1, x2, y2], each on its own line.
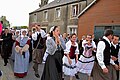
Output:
[37, 25, 40, 26]
[28, 30, 32, 32]
[0, 21, 3, 24]
[5, 28, 8, 29]
[104, 29, 113, 37]
[113, 35, 119, 38]
[50, 26, 58, 37]
[86, 34, 92, 38]
[70, 33, 76, 38]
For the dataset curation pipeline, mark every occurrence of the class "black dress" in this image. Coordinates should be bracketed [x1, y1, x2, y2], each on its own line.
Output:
[41, 42, 63, 80]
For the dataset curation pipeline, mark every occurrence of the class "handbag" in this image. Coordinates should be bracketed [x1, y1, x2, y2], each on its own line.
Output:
[33, 37, 43, 63]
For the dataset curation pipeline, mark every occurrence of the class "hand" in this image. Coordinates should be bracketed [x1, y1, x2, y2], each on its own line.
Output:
[76, 59, 78, 63]
[0, 39, 3, 41]
[68, 59, 72, 65]
[119, 64, 120, 70]
[19, 49, 22, 55]
[114, 64, 119, 70]
[111, 56, 117, 61]
[55, 37, 61, 44]
[92, 48, 96, 51]
[102, 68, 108, 73]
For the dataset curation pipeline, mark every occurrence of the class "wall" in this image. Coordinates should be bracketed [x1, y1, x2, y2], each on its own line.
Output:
[78, 0, 120, 39]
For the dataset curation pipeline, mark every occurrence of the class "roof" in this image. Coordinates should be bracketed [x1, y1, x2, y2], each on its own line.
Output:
[77, 0, 97, 18]
[30, 0, 79, 14]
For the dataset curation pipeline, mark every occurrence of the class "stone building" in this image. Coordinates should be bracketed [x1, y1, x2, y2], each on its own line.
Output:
[29, 0, 94, 34]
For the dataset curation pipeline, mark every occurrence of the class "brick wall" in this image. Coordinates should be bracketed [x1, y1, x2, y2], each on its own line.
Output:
[78, 0, 120, 39]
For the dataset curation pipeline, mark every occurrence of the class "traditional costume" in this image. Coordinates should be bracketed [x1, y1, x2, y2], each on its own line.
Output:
[41, 36, 66, 80]
[14, 33, 30, 78]
[63, 40, 79, 76]
[11, 30, 20, 61]
[76, 41, 95, 76]
[1, 30, 13, 66]
[92, 36, 116, 80]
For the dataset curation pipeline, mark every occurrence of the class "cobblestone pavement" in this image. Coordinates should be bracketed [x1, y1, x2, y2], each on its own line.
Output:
[0, 56, 44, 80]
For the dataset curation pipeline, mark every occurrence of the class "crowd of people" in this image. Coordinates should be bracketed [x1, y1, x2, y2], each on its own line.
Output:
[0, 22, 120, 80]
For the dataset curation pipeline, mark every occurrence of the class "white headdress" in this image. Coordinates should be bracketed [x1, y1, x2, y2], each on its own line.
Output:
[49, 26, 54, 33]
[20, 29, 28, 40]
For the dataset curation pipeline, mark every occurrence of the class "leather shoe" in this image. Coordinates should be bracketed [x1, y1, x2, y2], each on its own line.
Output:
[4, 63, 7, 66]
[35, 74, 40, 78]
[33, 66, 35, 71]
[75, 74, 79, 79]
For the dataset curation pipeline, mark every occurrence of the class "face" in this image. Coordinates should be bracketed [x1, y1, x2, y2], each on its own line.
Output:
[71, 35, 77, 42]
[108, 34, 113, 42]
[63, 33, 67, 38]
[28, 31, 32, 35]
[22, 31, 26, 36]
[53, 27, 60, 37]
[86, 35, 92, 41]
[4, 29, 9, 33]
[16, 31, 19, 35]
[112, 36, 119, 44]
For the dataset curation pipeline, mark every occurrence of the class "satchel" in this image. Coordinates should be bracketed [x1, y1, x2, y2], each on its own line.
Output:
[33, 37, 43, 63]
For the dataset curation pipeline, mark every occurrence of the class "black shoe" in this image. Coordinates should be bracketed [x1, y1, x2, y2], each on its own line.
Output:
[62, 78, 64, 80]
[35, 74, 40, 78]
[75, 74, 79, 79]
[4, 63, 7, 66]
[0, 70, 3, 77]
[33, 66, 35, 71]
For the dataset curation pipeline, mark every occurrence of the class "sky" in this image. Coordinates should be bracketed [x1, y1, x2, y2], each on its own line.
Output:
[0, 0, 54, 27]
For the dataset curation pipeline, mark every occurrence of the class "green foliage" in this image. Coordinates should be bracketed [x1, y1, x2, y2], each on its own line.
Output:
[21, 26, 28, 29]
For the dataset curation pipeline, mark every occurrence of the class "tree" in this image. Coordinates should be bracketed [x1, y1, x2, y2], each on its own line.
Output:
[0, 16, 10, 29]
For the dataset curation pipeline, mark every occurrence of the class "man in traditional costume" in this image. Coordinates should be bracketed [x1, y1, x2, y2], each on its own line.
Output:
[92, 29, 116, 80]
[0, 28, 13, 66]
[32, 24, 46, 78]
[111, 35, 120, 80]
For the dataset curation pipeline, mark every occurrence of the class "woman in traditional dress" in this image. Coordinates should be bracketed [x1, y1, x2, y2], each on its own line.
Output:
[41, 26, 66, 80]
[76, 35, 96, 80]
[14, 30, 30, 78]
[63, 33, 79, 80]
[11, 30, 20, 61]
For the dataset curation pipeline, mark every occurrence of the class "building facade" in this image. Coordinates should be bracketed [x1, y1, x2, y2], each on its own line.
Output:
[77, 0, 120, 39]
[29, 0, 94, 34]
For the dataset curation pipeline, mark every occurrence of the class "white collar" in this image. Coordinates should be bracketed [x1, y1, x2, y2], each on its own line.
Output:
[103, 36, 111, 45]
[111, 42, 118, 49]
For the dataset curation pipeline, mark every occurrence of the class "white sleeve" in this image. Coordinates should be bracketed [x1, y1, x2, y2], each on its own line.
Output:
[110, 59, 115, 65]
[82, 40, 85, 47]
[92, 41, 96, 48]
[32, 33, 37, 41]
[75, 43, 79, 54]
[64, 41, 71, 54]
[118, 49, 120, 63]
[41, 30, 46, 38]
[96, 41, 106, 69]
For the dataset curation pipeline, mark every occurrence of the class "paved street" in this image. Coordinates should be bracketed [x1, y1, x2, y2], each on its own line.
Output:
[0, 56, 44, 80]
[0, 55, 120, 80]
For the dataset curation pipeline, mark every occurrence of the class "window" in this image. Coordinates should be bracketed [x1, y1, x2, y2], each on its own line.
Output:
[44, 11, 48, 21]
[70, 28, 77, 34]
[71, 4, 78, 17]
[55, 8, 61, 19]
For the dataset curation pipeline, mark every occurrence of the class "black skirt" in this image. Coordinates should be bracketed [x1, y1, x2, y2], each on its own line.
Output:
[41, 50, 63, 80]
